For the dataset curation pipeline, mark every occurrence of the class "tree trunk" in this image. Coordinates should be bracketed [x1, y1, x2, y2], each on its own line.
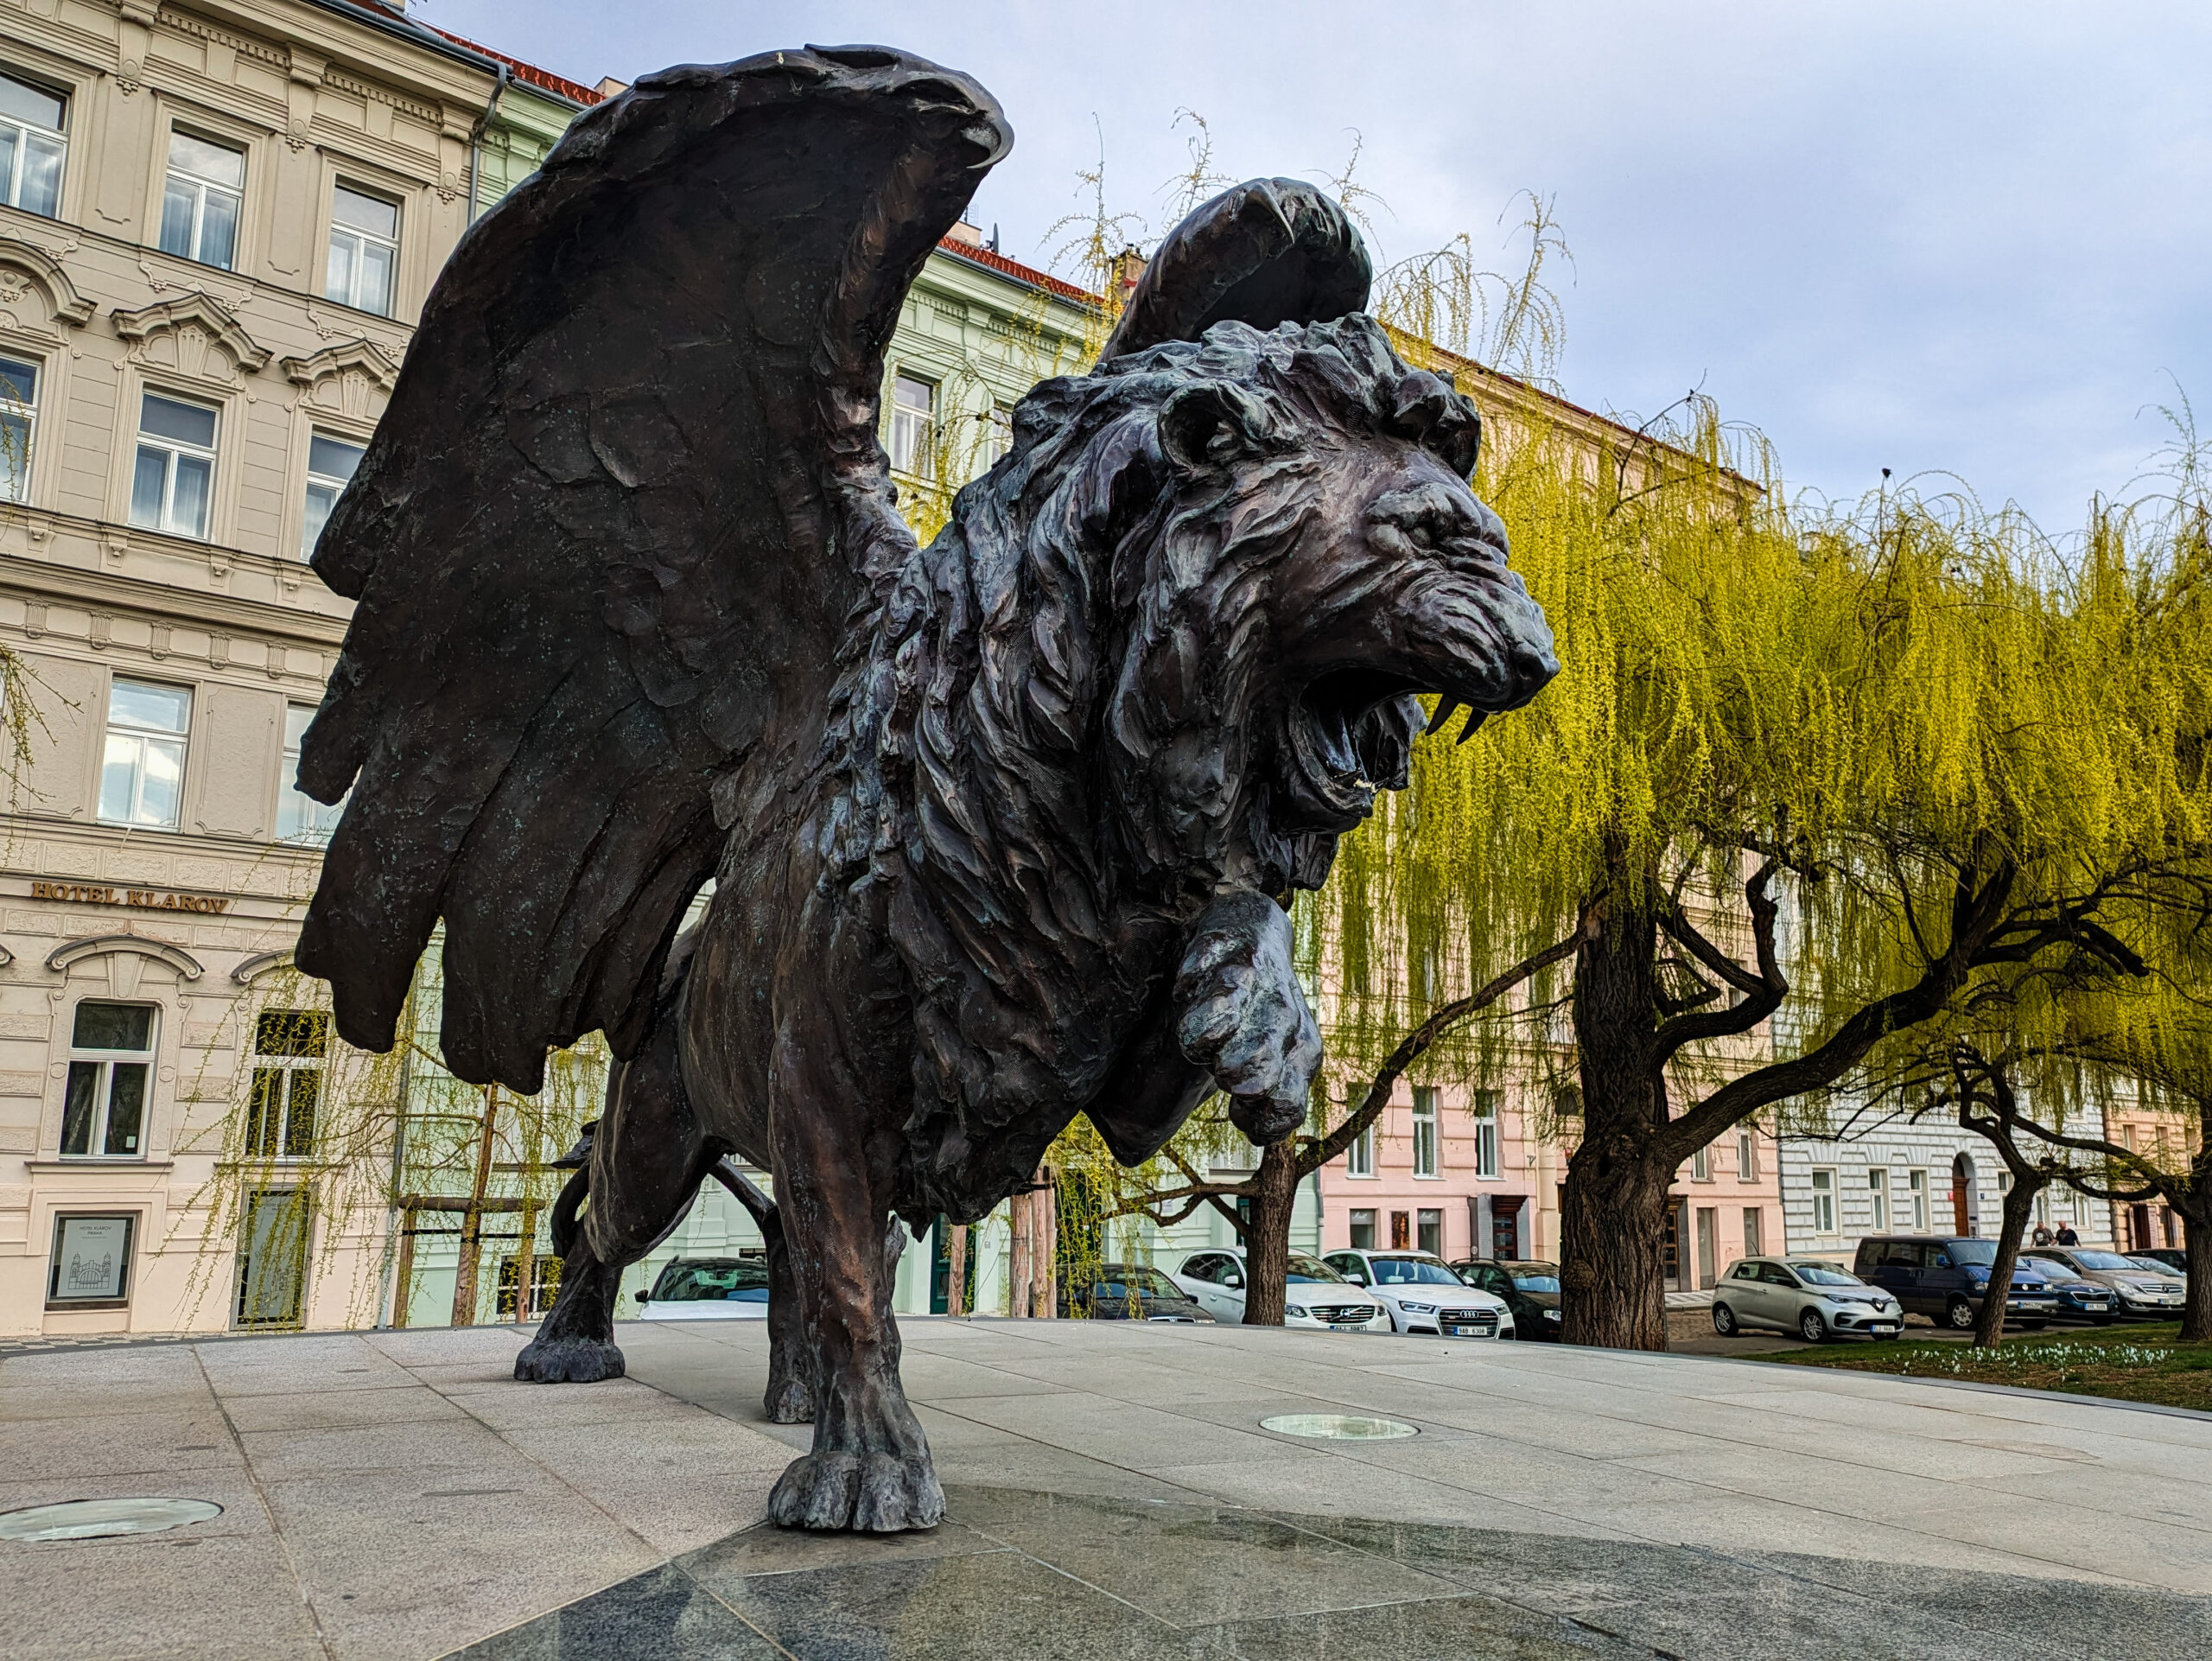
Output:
[1560, 896, 1672, 1349]
[450, 1085, 500, 1327]
[1007, 1189, 1033, 1319]
[1974, 1174, 2044, 1348]
[946, 1225, 968, 1317]
[2182, 1199, 2212, 1343]
[1242, 1138, 1298, 1326]
[1032, 1172, 1058, 1319]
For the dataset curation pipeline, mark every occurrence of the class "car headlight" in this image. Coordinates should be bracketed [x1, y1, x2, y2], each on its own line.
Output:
[1284, 1304, 1308, 1319]
[1543, 1308, 1561, 1321]
[1401, 1301, 1438, 1315]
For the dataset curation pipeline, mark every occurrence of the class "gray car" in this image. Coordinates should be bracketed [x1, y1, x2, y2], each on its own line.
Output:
[1712, 1257, 1904, 1342]
[2030, 1246, 2188, 1317]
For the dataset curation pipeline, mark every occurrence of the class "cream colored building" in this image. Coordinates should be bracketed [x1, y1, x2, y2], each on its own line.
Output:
[0, 0, 550, 1336]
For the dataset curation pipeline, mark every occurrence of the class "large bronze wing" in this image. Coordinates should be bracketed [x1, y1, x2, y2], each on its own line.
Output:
[296, 48, 1011, 1091]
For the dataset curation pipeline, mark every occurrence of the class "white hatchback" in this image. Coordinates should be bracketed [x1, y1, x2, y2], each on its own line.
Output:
[1320, 1249, 1515, 1339]
[632, 1255, 772, 1321]
[1169, 1247, 1391, 1331]
[1711, 1257, 1902, 1341]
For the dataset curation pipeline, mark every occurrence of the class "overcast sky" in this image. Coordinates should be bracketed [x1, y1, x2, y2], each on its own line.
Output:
[420, 1, 2211, 531]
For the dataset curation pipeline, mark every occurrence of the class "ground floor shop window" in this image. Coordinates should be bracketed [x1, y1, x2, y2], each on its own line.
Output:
[1348, 1208, 1376, 1249]
[1416, 1207, 1441, 1256]
[1810, 1168, 1836, 1234]
[234, 1188, 308, 1328]
[48, 1212, 134, 1308]
[1742, 1206, 1764, 1257]
[1389, 1210, 1411, 1249]
[496, 1254, 560, 1319]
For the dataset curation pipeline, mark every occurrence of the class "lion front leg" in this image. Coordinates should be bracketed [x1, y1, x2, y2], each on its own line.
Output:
[1174, 890, 1322, 1143]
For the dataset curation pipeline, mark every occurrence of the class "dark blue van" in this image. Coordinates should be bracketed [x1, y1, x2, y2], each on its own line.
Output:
[1852, 1236, 2060, 1330]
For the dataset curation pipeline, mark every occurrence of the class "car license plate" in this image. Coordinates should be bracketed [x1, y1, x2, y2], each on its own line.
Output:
[1443, 1323, 1491, 1338]
[1866, 1322, 1897, 1335]
[1330, 1319, 1367, 1329]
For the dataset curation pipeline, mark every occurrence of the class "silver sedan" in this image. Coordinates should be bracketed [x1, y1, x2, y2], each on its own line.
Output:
[1712, 1257, 1904, 1342]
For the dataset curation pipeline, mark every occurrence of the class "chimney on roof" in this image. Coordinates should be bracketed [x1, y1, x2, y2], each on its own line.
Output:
[1111, 245, 1146, 306]
[945, 220, 985, 247]
[594, 77, 630, 99]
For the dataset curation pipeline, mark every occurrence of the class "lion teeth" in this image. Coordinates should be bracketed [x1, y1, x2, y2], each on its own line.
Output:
[1456, 707, 1488, 745]
[1424, 697, 1464, 737]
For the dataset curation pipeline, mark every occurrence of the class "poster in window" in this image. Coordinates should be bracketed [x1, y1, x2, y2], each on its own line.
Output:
[50, 1214, 132, 1302]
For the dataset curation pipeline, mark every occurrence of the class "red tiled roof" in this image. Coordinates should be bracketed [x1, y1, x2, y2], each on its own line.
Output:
[424, 24, 607, 106]
[934, 239, 1099, 308]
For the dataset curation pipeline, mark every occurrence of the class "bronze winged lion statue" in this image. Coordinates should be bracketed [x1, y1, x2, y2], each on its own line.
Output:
[296, 46, 1558, 1532]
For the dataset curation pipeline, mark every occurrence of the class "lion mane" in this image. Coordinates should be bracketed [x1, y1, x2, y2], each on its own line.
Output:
[823, 313, 1478, 1215]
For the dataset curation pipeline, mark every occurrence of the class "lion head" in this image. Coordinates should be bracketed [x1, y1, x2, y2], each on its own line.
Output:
[841, 311, 1556, 1212]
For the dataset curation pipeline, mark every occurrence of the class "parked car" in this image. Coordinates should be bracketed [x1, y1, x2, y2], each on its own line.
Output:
[2128, 1254, 2186, 1282]
[1451, 1259, 1563, 1340]
[1319, 1248, 1515, 1338]
[1064, 1263, 1214, 1322]
[2027, 1246, 2187, 1318]
[1853, 1236, 2059, 1330]
[2017, 1255, 2118, 1325]
[1169, 1248, 1390, 1331]
[1710, 1257, 1903, 1342]
[2136, 1247, 2189, 1275]
[634, 1255, 771, 1321]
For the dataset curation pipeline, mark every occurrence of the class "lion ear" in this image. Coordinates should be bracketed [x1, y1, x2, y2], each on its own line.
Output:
[1159, 382, 1274, 473]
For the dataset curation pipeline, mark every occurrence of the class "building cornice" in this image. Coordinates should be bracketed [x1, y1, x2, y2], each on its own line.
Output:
[0, 536, 351, 646]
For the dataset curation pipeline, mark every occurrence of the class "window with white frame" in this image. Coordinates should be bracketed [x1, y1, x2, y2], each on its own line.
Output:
[277, 703, 342, 845]
[0, 70, 66, 218]
[1690, 1144, 1711, 1181]
[1345, 1119, 1374, 1178]
[1471, 1089, 1499, 1180]
[1412, 1085, 1440, 1178]
[1868, 1167, 1889, 1231]
[301, 433, 364, 558]
[1810, 1168, 1836, 1234]
[158, 130, 245, 270]
[99, 679, 190, 829]
[1736, 1123, 1759, 1180]
[983, 404, 1013, 469]
[1348, 1208, 1376, 1249]
[0, 353, 36, 503]
[60, 1002, 155, 1158]
[245, 1009, 327, 1159]
[129, 391, 218, 539]
[889, 373, 934, 474]
[327, 183, 399, 315]
[1908, 1168, 1929, 1230]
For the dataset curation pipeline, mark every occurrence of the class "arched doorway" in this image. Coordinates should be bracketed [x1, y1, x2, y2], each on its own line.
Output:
[1950, 1152, 1980, 1236]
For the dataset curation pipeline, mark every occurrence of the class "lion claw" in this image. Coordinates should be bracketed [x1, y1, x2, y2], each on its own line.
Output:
[769, 1450, 944, 1532]
[514, 1335, 626, 1384]
[1174, 892, 1322, 1138]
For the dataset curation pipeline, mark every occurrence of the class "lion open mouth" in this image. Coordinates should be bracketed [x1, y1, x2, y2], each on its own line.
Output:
[1281, 669, 1428, 830]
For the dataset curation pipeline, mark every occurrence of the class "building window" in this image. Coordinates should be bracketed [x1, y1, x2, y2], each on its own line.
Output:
[983, 403, 1013, 468]
[1471, 1089, 1499, 1180]
[0, 70, 66, 218]
[129, 391, 218, 539]
[1416, 1207, 1442, 1257]
[99, 679, 191, 829]
[300, 433, 365, 558]
[60, 1002, 155, 1158]
[1742, 1206, 1764, 1257]
[0, 353, 35, 503]
[327, 183, 398, 315]
[1737, 1123, 1759, 1180]
[1690, 1144, 1711, 1181]
[1554, 1084, 1582, 1122]
[276, 704, 341, 845]
[245, 1009, 327, 1159]
[889, 372, 933, 474]
[1389, 1210, 1412, 1250]
[497, 1254, 560, 1318]
[1810, 1168, 1836, 1235]
[1345, 1120, 1374, 1178]
[1348, 1208, 1376, 1250]
[1412, 1086, 1440, 1178]
[1908, 1168, 1929, 1231]
[1869, 1167, 1889, 1231]
[158, 130, 245, 270]
[48, 1213, 133, 1307]
[234, 1187, 308, 1328]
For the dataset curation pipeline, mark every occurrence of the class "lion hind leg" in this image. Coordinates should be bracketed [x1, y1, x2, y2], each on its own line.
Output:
[707, 1158, 814, 1424]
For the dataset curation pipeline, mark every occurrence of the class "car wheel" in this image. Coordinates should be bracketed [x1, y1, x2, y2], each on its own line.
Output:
[1797, 1308, 1827, 1344]
[2019, 1320, 2047, 1331]
[1945, 1296, 1976, 1330]
[1712, 1301, 1739, 1336]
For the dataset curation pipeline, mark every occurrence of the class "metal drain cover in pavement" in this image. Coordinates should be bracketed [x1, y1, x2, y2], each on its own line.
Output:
[0, 1498, 222, 1543]
[1260, 1413, 1418, 1440]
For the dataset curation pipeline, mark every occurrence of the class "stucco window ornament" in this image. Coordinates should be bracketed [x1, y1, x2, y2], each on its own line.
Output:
[282, 339, 397, 424]
[0, 239, 93, 334]
[111, 293, 270, 390]
[293, 48, 1557, 1534]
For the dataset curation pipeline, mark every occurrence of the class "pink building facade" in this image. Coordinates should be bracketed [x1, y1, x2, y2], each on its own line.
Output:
[1316, 1078, 1784, 1287]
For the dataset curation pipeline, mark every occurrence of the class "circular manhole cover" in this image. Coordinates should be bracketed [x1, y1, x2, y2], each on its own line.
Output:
[1259, 1413, 1418, 1441]
[0, 1498, 223, 1543]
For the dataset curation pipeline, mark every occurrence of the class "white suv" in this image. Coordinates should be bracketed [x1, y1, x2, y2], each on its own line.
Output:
[1321, 1248, 1515, 1338]
[1169, 1247, 1390, 1331]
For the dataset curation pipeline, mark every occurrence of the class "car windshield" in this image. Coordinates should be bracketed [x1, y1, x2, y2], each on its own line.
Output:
[1788, 1263, 1862, 1287]
[1092, 1267, 1181, 1301]
[1368, 1256, 1462, 1286]
[1946, 1241, 1999, 1266]
[1508, 1265, 1561, 1293]
[2069, 1251, 2139, 1271]
[2128, 1257, 2183, 1276]
[652, 1260, 770, 1302]
[1287, 1254, 1341, 1283]
[2021, 1257, 2074, 1279]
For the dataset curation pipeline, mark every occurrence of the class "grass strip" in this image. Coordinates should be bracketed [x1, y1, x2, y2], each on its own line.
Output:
[1751, 1321, 2212, 1411]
